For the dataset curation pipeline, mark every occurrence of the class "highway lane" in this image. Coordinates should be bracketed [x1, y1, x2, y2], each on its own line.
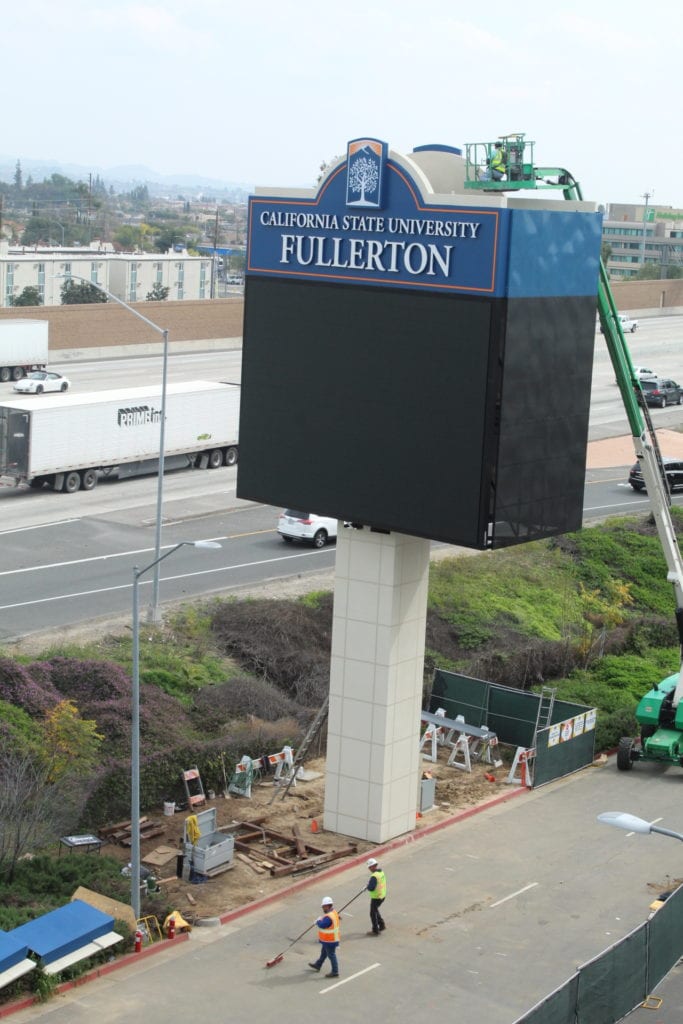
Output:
[584, 466, 683, 522]
[1, 469, 680, 642]
[0, 321, 681, 640]
[588, 313, 683, 439]
[0, 496, 339, 642]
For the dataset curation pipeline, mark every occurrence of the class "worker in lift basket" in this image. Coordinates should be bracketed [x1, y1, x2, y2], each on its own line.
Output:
[308, 897, 340, 978]
[489, 142, 507, 181]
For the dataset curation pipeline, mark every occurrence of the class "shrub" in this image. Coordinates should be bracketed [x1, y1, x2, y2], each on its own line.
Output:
[0, 659, 60, 715]
[43, 657, 130, 702]
[191, 675, 305, 733]
[210, 596, 333, 706]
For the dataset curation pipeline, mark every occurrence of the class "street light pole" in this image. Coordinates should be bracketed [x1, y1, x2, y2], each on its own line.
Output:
[640, 190, 653, 275]
[49, 221, 65, 246]
[130, 539, 221, 918]
[55, 273, 169, 622]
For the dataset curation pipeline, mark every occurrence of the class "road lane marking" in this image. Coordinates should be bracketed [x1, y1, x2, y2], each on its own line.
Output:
[584, 501, 648, 512]
[489, 883, 538, 908]
[0, 551, 334, 610]
[0, 531, 277, 578]
[320, 963, 380, 992]
[0, 519, 80, 536]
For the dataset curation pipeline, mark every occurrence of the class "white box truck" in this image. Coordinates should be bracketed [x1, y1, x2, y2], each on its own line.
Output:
[0, 380, 239, 492]
[0, 319, 49, 382]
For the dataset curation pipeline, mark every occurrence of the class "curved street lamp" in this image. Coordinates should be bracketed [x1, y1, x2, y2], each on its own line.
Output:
[597, 811, 683, 843]
[130, 539, 221, 917]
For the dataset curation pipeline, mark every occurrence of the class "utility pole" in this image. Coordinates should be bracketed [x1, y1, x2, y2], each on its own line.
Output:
[640, 189, 654, 275]
[211, 208, 219, 299]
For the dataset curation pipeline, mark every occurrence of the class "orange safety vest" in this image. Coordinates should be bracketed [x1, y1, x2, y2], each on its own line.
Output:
[318, 908, 340, 943]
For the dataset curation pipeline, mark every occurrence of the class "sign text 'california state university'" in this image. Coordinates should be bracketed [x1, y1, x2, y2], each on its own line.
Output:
[247, 138, 508, 295]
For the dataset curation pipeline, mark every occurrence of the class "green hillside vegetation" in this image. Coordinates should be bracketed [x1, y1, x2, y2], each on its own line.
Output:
[0, 510, 680, 943]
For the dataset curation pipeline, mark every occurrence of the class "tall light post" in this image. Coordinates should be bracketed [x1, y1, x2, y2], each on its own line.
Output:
[598, 811, 683, 844]
[49, 220, 65, 246]
[640, 190, 654, 275]
[130, 539, 221, 917]
[55, 273, 169, 622]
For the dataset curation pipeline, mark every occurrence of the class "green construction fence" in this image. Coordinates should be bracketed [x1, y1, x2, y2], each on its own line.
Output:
[512, 882, 683, 1023]
[428, 669, 596, 787]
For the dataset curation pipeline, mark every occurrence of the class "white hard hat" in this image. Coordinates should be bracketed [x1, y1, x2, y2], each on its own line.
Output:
[367, 858, 378, 868]
[321, 896, 333, 906]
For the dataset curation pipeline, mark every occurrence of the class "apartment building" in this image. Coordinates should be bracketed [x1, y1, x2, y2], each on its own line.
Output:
[0, 242, 213, 307]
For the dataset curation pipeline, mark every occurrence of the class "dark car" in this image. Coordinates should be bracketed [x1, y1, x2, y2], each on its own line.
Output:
[629, 457, 683, 492]
[635, 378, 683, 408]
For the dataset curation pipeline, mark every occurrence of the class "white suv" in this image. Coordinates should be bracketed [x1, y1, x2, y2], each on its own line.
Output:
[277, 510, 339, 548]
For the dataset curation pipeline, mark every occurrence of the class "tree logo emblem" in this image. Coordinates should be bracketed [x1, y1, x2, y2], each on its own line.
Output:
[346, 138, 387, 209]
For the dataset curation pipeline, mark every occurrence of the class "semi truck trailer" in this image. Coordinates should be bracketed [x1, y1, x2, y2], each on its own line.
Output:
[0, 380, 239, 493]
[0, 319, 49, 381]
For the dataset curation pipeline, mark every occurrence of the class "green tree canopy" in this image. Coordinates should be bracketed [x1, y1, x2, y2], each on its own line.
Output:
[633, 263, 660, 280]
[10, 286, 42, 307]
[146, 283, 170, 301]
[60, 279, 107, 304]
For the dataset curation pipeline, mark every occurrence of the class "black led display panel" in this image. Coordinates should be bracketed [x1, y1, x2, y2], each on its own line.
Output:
[238, 277, 501, 548]
[236, 277, 595, 549]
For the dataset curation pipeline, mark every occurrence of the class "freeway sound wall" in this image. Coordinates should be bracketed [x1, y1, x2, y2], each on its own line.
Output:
[0, 298, 244, 351]
[0, 277, 679, 356]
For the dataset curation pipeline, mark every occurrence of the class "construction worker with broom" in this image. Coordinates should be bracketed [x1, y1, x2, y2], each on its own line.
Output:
[308, 896, 340, 978]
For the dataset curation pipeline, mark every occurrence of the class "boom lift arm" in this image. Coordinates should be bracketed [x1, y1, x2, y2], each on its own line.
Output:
[464, 133, 683, 761]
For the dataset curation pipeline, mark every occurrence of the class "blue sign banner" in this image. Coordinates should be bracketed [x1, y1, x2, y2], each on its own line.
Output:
[247, 152, 510, 297]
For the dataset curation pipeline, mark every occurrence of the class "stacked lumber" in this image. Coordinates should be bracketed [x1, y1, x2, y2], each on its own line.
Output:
[97, 816, 165, 847]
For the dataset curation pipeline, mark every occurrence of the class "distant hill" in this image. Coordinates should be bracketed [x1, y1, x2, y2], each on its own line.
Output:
[0, 155, 252, 202]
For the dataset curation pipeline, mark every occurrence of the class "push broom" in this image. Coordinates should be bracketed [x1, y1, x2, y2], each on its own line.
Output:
[265, 887, 367, 968]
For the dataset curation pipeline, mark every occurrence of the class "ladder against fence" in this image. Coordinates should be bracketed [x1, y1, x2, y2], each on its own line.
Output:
[534, 686, 556, 736]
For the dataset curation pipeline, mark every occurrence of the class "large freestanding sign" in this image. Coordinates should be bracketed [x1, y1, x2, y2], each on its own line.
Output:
[238, 139, 601, 844]
[237, 139, 602, 550]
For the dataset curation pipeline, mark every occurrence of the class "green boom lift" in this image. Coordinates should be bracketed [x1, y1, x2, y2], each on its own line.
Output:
[464, 133, 683, 770]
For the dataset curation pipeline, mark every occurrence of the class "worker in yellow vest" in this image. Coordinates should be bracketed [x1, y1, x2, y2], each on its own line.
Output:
[490, 142, 507, 181]
[366, 857, 387, 935]
[308, 896, 340, 978]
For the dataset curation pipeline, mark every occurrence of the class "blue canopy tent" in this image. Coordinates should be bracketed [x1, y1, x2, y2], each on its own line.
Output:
[10, 900, 123, 975]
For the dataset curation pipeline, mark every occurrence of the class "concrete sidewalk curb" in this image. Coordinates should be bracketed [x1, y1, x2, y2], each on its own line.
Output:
[0, 785, 527, 1016]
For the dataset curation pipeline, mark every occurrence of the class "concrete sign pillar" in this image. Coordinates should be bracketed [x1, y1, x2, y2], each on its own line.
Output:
[323, 526, 430, 842]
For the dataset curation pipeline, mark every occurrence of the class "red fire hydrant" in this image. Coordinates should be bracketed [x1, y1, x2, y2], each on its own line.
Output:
[167, 916, 176, 940]
[134, 930, 143, 953]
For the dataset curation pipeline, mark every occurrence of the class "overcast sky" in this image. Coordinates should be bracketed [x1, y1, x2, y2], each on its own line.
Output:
[4, 0, 680, 206]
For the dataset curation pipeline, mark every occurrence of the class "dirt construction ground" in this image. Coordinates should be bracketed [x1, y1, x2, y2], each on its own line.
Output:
[101, 751, 509, 925]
